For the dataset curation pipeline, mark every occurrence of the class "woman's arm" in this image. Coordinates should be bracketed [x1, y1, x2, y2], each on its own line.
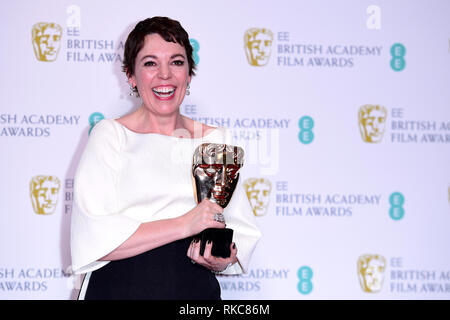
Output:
[99, 199, 225, 261]
[99, 216, 186, 261]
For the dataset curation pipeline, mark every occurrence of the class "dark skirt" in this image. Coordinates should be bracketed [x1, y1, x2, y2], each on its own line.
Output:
[83, 237, 221, 300]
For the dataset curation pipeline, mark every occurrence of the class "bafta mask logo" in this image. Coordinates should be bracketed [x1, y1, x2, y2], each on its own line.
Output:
[243, 178, 271, 216]
[357, 254, 386, 293]
[358, 105, 387, 143]
[32, 22, 63, 62]
[244, 28, 273, 66]
[30, 175, 61, 215]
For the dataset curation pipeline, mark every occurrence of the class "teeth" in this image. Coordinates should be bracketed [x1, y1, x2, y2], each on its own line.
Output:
[152, 87, 175, 98]
[153, 87, 175, 94]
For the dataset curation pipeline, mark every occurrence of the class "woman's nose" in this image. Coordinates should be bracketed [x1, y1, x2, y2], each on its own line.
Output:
[158, 64, 171, 79]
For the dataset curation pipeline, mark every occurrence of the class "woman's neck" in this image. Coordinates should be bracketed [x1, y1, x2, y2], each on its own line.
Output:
[135, 106, 186, 136]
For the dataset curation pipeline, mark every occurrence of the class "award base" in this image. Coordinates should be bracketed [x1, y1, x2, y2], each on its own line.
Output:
[196, 228, 234, 258]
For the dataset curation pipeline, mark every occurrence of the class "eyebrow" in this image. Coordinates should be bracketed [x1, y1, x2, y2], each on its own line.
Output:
[141, 53, 186, 61]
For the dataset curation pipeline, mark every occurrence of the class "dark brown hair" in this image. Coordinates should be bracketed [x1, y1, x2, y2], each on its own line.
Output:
[122, 16, 196, 81]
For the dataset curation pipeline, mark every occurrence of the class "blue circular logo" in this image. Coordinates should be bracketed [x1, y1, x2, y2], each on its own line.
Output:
[298, 116, 315, 144]
[88, 112, 105, 135]
[297, 266, 313, 294]
[390, 43, 406, 72]
[389, 206, 405, 220]
[389, 192, 405, 220]
[390, 43, 406, 57]
[389, 192, 404, 206]
[298, 116, 314, 130]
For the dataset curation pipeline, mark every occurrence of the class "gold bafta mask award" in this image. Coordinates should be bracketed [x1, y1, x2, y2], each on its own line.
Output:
[358, 105, 387, 143]
[32, 22, 62, 62]
[244, 28, 273, 66]
[244, 178, 271, 216]
[357, 254, 386, 293]
[30, 175, 61, 215]
[192, 143, 244, 258]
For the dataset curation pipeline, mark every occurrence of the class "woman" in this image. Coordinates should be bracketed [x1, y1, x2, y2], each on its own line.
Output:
[70, 16, 261, 300]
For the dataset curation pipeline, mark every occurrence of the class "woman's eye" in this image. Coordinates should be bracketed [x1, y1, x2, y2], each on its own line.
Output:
[172, 60, 185, 66]
[144, 61, 156, 66]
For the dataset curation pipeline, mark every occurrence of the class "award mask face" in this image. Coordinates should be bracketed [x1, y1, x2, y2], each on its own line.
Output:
[192, 143, 244, 208]
[244, 178, 272, 216]
[357, 254, 386, 293]
[30, 175, 61, 215]
[32, 23, 63, 62]
[244, 28, 273, 66]
[358, 105, 387, 143]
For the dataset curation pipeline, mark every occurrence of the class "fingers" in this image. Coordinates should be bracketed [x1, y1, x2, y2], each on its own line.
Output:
[187, 238, 238, 272]
[187, 239, 207, 268]
[187, 238, 200, 261]
[186, 238, 195, 259]
[201, 198, 224, 214]
[191, 239, 201, 261]
[202, 214, 225, 229]
[210, 220, 226, 229]
[205, 199, 224, 213]
[202, 240, 214, 261]
[203, 241, 238, 271]
[201, 200, 226, 229]
[185, 199, 226, 236]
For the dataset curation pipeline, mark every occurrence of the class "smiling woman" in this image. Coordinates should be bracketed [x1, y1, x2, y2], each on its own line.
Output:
[118, 17, 197, 135]
[70, 16, 261, 300]
[128, 33, 191, 119]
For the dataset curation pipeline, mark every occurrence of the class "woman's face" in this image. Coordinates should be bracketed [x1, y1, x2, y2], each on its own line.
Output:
[130, 33, 191, 116]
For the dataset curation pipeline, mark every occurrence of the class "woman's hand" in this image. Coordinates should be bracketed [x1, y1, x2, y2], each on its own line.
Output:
[187, 240, 238, 272]
[181, 199, 226, 237]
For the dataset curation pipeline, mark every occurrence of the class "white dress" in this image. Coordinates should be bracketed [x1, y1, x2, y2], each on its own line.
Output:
[70, 119, 261, 299]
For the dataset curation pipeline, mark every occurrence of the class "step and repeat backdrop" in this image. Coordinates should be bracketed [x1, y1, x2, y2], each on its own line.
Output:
[1, 0, 449, 299]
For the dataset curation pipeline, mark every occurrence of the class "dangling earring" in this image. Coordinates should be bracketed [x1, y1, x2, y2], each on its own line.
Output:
[129, 84, 139, 97]
[186, 83, 190, 96]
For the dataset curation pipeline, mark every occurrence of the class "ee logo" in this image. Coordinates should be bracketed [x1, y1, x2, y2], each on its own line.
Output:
[190, 39, 200, 65]
[298, 116, 314, 144]
[389, 192, 405, 220]
[390, 43, 406, 72]
[88, 112, 105, 135]
[297, 266, 313, 294]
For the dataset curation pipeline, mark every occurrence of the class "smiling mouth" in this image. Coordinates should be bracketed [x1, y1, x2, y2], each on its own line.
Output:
[152, 86, 176, 99]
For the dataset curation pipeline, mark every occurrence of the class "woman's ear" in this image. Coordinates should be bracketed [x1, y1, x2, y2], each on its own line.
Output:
[125, 68, 135, 87]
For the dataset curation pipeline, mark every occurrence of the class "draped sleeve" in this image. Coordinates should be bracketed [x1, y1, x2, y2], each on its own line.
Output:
[70, 120, 141, 275]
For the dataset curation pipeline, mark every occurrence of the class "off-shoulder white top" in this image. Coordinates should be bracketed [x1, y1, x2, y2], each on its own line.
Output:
[70, 118, 261, 277]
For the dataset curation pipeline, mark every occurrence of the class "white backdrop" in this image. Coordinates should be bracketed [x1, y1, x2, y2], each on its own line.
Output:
[1, 0, 449, 300]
